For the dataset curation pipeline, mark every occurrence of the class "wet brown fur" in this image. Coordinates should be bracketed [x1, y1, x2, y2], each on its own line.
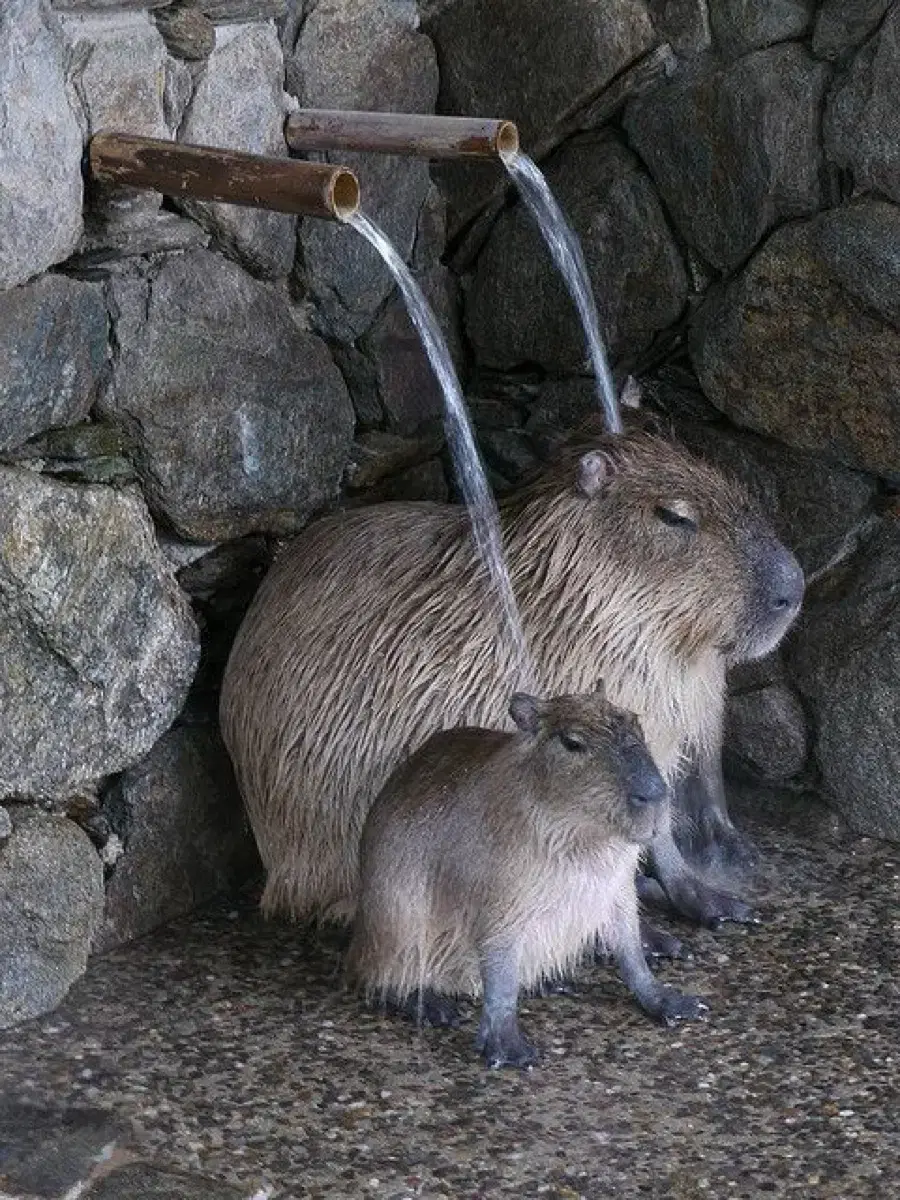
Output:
[220, 431, 793, 921]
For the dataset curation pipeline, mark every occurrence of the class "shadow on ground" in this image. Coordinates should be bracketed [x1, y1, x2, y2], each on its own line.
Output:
[1, 787, 897, 1199]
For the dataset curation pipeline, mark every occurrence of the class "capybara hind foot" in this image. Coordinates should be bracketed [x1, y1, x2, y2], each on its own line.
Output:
[646, 987, 709, 1027]
[663, 873, 758, 929]
[379, 989, 461, 1029]
[475, 1012, 539, 1070]
[681, 810, 759, 875]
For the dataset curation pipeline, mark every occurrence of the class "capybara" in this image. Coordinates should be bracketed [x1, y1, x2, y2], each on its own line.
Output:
[220, 430, 803, 927]
[348, 689, 706, 1069]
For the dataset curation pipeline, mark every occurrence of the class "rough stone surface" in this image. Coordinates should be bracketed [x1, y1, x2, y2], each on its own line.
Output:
[824, 5, 900, 206]
[724, 682, 808, 783]
[62, 10, 171, 138]
[467, 135, 687, 374]
[789, 519, 900, 840]
[812, 0, 894, 61]
[0, 800, 898, 1195]
[294, 0, 439, 338]
[154, 4, 216, 60]
[89, 1164, 246, 1199]
[690, 200, 900, 482]
[0, 1101, 124, 1196]
[648, 0, 712, 58]
[624, 44, 829, 273]
[673, 419, 878, 577]
[708, 0, 815, 58]
[0, 808, 104, 1030]
[0, 469, 200, 799]
[425, 0, 656, 147]
[179, 22, 295, 278]
[0, 807, 11, 842]
[96, 725, 257, 953]
[103, 250, 354, 542]
[0, 275, 108, 454]
[0, 0, 84, 291]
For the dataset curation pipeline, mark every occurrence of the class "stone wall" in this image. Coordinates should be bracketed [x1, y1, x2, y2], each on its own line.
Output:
[1, 0, 898, 1026]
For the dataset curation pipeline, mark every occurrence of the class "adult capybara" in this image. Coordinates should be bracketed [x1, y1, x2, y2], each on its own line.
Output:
[220, 430, 803, 927]
[349, 689, 705, 1069]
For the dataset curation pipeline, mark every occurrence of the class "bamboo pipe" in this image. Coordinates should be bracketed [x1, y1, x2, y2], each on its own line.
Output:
[88, 133, 360, 220]
[284, 110, 520, 162]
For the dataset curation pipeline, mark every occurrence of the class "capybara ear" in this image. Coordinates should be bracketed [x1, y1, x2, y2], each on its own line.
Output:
[509, 692, 542, 735]
[619, 375, 642, 409]
[575, 449, 618, 497]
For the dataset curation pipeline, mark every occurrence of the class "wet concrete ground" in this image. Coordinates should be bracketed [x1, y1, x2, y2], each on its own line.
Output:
[1, 787, 897, 1200]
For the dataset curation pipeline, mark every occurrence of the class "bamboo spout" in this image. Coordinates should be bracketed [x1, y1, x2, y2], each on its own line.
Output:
[284, 110, 520, 162]
[88, 133, 360, 220]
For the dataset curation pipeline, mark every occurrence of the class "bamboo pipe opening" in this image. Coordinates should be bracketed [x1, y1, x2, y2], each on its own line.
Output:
[88, 133, 360, 221]
[284, 110, 520, 162]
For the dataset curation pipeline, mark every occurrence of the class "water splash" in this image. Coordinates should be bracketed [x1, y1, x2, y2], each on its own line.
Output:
[503, 151, 623, 437]
[344, 208, 534, 687]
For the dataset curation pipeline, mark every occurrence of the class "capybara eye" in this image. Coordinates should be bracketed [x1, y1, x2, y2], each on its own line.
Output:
[654, 501, 699, 533]
[558, 731, 587, 753]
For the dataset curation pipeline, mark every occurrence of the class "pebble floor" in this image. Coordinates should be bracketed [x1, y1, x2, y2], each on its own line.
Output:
[1, 788, 897, 1199]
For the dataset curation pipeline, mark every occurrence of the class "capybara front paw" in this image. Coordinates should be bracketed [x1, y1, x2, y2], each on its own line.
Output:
[653, 989, 709, 1026]
[640, 919, 688, 961]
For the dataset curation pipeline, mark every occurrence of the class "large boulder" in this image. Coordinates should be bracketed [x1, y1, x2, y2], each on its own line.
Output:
[179, 22, 296, 277]
[788, 518, 900, 841]
[425, 0, 656, 146]
[102, 250, 354, 542]
[0, 808, 104, 1029]
[624, 44, 828, 273]
[708, 0, 815, 58]
[0, 275, 108, 453]
[0, 468, 199, 800]
[467, 134, 687, 374]
[0, 0, 84, 290]
[812, 0, 894, 61]
[824, 5, 900, 206]
[690, 200, 900, 482]
[96, 725, 257, 952]
[293, 0, 439, 338]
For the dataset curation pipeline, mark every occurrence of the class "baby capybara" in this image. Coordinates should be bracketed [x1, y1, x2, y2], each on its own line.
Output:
[348, 689, 706, 1069]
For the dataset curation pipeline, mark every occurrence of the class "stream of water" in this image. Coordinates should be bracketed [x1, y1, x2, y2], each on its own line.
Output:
[503, 152, 623, 436]
[345, 209, 534, 687]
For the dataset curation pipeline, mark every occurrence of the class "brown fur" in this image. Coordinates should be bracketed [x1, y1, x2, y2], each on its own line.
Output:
[347, 692, 658, 1000]
[220, 430, 801, 922]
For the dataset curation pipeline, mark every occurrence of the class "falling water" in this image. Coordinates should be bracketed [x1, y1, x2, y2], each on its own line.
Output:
[503, 151, 623, 436]
[344, 209, 534, 687]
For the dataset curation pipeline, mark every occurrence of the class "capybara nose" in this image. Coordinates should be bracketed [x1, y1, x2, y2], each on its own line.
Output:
[770, 547, 804, 615]
[623, 744, 667, 807]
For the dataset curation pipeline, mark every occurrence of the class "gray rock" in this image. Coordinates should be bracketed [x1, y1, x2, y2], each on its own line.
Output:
[154, 4, 216, 59]
[0, 469, 199, 799]
[61, 10, 171, 138]
[788, 519, 900, 840]
[75, 206, 209, 270]
[690, 201, 900, 482]
[624, 44, 828, 273]
[0, 0, 84, 290]
[673, 421, 878, 577]
[103, 250, 354, 541]
[0, 275, 108, 454]
[708, 0, 814, 58]
[197, 0, 286, 21]
[648, 0, 712, 58]
[371, 458, 449, 504]
[0, 806, 11, 842]
[344, 427, 444, 492]
[813, 0, 893, 61]
[824, 6, 900, 205]
[724, 682, 808, 783]
[96, 725, 257, 952]
[425, 0, 656, 147]
[0, 808, 104, 1029]
[0, 1101, 125, 1196]
[467, 135, 687, 374]
[294, 0, 439, 338]
[179, 22, 295, 278]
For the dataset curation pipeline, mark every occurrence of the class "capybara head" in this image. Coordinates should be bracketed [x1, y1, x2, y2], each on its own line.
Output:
[507, 686, 667, 843]
[511, 432, 804, 667]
